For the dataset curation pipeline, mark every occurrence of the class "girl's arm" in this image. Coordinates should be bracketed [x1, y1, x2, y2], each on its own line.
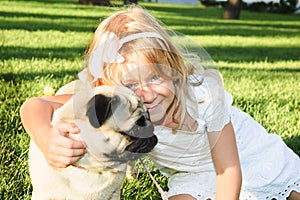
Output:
[208, 121, 242, 200]
[20, 95, 86, 168]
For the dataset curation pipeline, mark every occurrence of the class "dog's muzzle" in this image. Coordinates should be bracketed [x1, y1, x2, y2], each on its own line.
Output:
[120, 117, 157, 161]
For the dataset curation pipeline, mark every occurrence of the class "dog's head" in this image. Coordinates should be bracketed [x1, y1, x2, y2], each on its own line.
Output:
[53, 85, 157, 171]
[85, 86, 158, 161]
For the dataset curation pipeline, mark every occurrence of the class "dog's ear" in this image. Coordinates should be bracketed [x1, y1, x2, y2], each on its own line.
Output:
[86, 94, 120, 128]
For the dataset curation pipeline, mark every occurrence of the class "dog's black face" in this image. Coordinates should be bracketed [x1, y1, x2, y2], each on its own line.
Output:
[85, 89, 157, 162]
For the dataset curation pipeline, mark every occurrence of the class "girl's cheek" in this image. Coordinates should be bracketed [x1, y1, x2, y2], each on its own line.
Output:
[155, 82, 175, 95]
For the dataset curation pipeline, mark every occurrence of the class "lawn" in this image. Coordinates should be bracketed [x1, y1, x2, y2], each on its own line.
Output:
[0, 0, 299, 199]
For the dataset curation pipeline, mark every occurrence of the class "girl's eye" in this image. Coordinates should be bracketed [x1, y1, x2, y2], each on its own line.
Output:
[151, 75, 159, 81]
[150, 75, 161, 83]
[125, 83, 138, 90]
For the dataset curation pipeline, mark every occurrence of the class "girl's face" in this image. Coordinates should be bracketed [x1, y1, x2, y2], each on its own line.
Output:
[121, 54, 176, 126]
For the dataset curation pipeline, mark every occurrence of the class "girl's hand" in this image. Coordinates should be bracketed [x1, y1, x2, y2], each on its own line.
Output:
[20, 95, 86, 168]
[41, 122, 86, 168]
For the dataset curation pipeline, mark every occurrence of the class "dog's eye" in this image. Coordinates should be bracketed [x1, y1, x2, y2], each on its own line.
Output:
[111, 96, 120, 104]
[135, 116, 146, 126]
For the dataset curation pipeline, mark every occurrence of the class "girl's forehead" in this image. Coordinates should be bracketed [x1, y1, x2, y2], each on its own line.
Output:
[121, 63, 155, 82]
[119, 51, 173, 82]
[122, 53, 155, 76]
[125, 51, 147, 64]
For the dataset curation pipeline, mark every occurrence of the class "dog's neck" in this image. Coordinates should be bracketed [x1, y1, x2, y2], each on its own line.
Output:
[68, 132, 127, 173]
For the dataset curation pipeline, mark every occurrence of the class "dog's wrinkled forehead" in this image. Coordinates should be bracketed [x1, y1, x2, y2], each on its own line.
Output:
[86, 85, 144, 129]
[96, 86, 138, 103]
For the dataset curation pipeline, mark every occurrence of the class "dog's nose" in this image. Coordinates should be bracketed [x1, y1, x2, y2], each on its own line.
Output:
[135, 116, 146, 126]
[140, 122, 154, 138]
[124, 120, 154, 139]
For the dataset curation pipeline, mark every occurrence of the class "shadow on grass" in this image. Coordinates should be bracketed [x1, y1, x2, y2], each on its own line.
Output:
[284, 135, 300, 156]
[145, 4, 300, 22]
[0, 70, 80, 82]
[172, 25, 300, 37]
[0, 11, 104, 21]
[2, 45, 299, 63]
[0, 11, 100, 32]
[1, 5, 300, 36]
[145, 5, 300, 37]
[5, 0, 77, 4]
[220, 66, 300, 73]
[204, 46, 300, 63]
[0, 46, 86, 60]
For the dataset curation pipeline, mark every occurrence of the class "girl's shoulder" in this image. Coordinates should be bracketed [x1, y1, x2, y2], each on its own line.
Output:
[56, 77, 93, 96]
[187, 73, 233, 132]
[188, 73, 232, 105]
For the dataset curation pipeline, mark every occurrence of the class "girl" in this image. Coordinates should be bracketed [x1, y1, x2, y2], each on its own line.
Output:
[20, 6, 300, 200]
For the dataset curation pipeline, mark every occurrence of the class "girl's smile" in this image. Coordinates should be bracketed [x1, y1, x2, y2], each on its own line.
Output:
[147, 100, 162, 111]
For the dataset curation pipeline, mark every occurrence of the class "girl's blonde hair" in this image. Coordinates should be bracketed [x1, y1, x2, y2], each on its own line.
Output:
[81, 6, 223, 130]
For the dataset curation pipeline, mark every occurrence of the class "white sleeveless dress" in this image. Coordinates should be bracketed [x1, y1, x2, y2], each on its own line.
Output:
[149, 76, 300, 199]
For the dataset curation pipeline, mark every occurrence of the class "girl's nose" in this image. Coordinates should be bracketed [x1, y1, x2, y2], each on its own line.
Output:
[135, 85, 157, 103]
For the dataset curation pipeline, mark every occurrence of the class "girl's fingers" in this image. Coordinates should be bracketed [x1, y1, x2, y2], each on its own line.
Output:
[56, 122, 80, 135]
[49, 155, 83, 168]
[47, 145, 86, 168]
[56, 146, 87, 157]
[44, 122, 87, 168]
[54, 122, 86, 150]
[49, 136, 86, 157]
[54, 135, 86, 150]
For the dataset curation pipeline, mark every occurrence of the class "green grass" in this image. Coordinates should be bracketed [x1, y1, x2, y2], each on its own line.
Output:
[1, 0, 299, 199]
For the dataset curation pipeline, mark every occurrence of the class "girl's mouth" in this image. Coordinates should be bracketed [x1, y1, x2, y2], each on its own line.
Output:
[146, 100, 162, 112]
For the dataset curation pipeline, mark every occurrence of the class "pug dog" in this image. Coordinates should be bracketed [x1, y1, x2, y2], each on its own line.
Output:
[28, 84, 158, 200]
